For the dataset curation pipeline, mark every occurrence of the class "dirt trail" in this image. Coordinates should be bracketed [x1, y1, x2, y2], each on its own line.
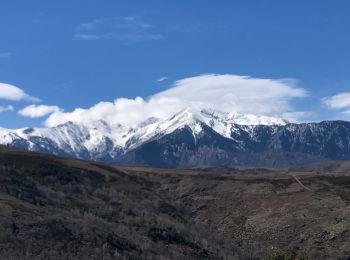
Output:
[292, 175, 313, 191]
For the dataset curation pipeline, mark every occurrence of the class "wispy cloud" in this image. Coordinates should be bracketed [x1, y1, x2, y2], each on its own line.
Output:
[75, 16, 163, 41]
[156, 76, 168, 82]
[322, 92, 350, 110]
[0, 83, 40, 102]
[322, 92, 350, 116]
[169, 22, 231, 34]
[0, 52, 12, 59]
[0, 105, 14, 113]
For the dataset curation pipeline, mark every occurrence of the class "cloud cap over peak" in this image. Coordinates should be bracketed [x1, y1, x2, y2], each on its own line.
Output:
[42, 74, 309, 127]
[153, 74, 308, 115]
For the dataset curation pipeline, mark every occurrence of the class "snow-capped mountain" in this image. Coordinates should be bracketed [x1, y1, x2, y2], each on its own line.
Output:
[0, 107, 286, 157]
[1, 107, 350, 168]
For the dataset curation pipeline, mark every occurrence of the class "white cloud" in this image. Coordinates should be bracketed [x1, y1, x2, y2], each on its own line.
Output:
[0, 105, 14, 112]
[75, 16, 163, 41]
[75, 33, 163, 41]
[342, 110, 350, 116]
[322, 92, 350, 117]
[18, 104, 62, 118]
[0, 83, 40, 102]
[44, 74, 308, 127]
[0, 52, 12, 59]
[322, 92, 350, 109]
[152, 74, 307, 115]
[157, 76, 168, 82]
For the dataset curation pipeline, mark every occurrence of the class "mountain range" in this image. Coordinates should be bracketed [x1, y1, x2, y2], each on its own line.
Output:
[1, 107, 350, 168]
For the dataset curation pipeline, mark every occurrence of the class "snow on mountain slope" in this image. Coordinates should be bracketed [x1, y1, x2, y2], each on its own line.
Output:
[0, 128, 26, 145]
[0, 108, 289, 160]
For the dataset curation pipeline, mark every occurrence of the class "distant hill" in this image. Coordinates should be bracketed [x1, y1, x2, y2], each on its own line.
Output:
[290, 160, 350, 174]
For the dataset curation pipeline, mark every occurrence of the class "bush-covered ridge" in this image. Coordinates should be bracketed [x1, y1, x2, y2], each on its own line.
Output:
[0, 146, 350, 259]
[0, 147, 236, 259]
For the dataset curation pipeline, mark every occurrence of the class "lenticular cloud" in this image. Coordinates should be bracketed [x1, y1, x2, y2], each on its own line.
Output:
[44, 74, 308, 127]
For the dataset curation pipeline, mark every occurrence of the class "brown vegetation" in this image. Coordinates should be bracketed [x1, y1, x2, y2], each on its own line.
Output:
[0, 146, 350, 259]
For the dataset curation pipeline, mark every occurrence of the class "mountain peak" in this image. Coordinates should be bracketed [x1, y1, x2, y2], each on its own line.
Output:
[0, 107, 292, 163]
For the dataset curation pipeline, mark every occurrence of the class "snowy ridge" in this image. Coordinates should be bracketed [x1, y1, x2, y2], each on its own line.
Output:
[0, 108, 289, 160]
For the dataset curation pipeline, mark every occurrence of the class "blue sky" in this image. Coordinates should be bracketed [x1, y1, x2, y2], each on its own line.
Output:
[1, 0, 350, 128]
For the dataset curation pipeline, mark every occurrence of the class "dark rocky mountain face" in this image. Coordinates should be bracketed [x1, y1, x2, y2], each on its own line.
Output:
[116, 121, 350, 168]
[116, 124, 241, 168]
[3, 119, 350, 168]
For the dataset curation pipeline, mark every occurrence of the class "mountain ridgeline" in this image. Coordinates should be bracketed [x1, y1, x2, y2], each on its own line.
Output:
[1, 108, 350, 168]
[119, 120, 350, 168]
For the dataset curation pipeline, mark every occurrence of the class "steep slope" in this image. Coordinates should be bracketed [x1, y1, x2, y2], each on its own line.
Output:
[118, 121, 350, 168]
[116, 123, 240, 168]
